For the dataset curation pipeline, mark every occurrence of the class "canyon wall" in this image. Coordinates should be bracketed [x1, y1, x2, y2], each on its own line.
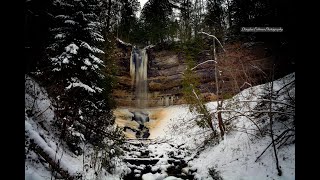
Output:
[112, 40, 274, 107]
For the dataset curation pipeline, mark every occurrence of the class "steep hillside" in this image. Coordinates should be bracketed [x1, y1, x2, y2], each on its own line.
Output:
[25, 75, 128, 180]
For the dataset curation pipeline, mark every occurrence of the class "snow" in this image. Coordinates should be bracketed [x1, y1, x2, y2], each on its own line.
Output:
[142, 172, 168, 180]
[62, 57, 69, 64]
[89, 53, 103, 64]
[92, 47, 105, 54]
[26, 71, 294, 180]
[55, 15, 70, 19]
[65, 20, 76, 25]
[81, 41, 93, 52]
[25, 75, 54, 123]
[65, 43, 79, 55]
[116, 38, 132, 46]
[66, 78, 96, 93]
[25, 75, 130, 180]
[25, 75, 83, 178]
[25, 120, 80, 176]
[145, 73, 295, 180]
[144, 44, 155, 50]
[84, 58, 92, 66]
[164, 177, 183, 180]
[54, 33, 65, 39]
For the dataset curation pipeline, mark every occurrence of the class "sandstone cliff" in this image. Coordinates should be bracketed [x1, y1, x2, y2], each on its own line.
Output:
[112, 40, 274, 107]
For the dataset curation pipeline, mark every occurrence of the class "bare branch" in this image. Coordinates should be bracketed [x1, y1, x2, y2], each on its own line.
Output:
[191, 60, 217, 71]
[240, 99, 295, 108]
[198, 32, 226, 52]
[255, 129, 293, 162]
[214, 109, 262, 136]
[240, 82, 252, 89]
[275, 80, 295, 94]
[216, 109, 294, 116]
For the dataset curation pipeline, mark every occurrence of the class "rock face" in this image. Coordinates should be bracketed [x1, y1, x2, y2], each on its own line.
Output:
[113, 40, 274, 107]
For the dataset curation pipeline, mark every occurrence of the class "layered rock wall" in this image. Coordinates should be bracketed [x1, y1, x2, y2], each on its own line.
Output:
[113, 41, 273, 107]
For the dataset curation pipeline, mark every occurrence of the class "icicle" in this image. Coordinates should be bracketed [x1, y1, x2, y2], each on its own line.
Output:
[130, 49, 135, 86]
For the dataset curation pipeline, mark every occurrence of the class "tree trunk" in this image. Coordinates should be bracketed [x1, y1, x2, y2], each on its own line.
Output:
[213, 30, 225, 138]
[107, 0, 111, 33]
[30, 142, 74, 180]
[227, 0, 232, 27]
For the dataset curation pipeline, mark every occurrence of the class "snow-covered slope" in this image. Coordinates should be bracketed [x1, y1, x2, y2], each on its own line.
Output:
[148, 73, 295, 180]
[25, 75, 128, 180]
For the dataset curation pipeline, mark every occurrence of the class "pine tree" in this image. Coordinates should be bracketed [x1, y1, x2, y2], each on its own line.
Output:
[118, 0, 140, 42]
[204, 0, 225, 41]
[44, 0, 118, 151]
[141, 0, 174, 44]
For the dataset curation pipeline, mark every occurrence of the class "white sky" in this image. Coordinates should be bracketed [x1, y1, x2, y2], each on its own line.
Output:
[138, 0, 148, 9]
[137, 0, 149, 18]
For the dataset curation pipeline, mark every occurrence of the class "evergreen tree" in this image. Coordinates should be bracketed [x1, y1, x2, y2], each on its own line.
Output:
[43, 0, 120, 151]
[118, 0, 140, 42]
[204, 0, 225, 41]
[140, 0, 174, 44]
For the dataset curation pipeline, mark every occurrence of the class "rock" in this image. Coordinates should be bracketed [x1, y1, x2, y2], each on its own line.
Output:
[113, 42, 274, 107]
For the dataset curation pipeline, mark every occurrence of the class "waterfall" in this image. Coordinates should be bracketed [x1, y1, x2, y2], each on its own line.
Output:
[130, 47, 148, 108]
[130, 50, 135, 87]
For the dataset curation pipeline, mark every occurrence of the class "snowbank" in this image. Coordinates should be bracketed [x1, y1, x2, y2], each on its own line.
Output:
[149, 73, 295, 180]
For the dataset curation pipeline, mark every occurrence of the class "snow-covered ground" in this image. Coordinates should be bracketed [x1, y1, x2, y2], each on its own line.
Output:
[146, 73, 295, 180]
[26, 72, 295, 180]
[25, 75, 128, 180]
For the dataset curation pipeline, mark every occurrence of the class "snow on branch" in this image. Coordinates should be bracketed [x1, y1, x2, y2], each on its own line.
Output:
[80, 41, 93, 52]
[198, 32, 226, 52]
[191, 60, 217, 71]
[144, 44, 155, 49]
[55, 15, 71, 19]
[240, 82, 252, 89]
[65, 43, 79, 55]
[66, 78, 96, 93]
[25, 121, 78, 177]
[92, 47, 105, 54]
[116, 38, 132, 46]
[89, 54, 103, 64]
[54, 33, 66, 40]
[64, 20, 76, 25]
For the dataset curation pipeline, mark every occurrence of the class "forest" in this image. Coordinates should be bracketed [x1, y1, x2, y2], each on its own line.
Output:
[25, 0, 295, 179]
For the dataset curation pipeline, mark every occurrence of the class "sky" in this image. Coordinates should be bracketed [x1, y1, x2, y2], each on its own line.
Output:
[137, 0, 148, 17]
[138, 0, 148, 9]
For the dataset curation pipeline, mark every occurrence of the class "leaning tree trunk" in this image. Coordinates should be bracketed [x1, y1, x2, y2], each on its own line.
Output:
[212, 29, 225, 138]
[29, 141, 74, 180]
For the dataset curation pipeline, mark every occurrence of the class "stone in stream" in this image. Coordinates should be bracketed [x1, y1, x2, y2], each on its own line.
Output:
[129, 111, 151, 139]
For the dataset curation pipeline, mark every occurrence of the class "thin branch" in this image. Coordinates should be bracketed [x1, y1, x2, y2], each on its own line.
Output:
[240, 82, 252, 89]
[275, 80, 295, 94]
[191, 60, 217, 71]
[198, 32, 226, 52]
[277, 134, 295, 149]
[214, 109, 262, 135]
[269, 66, 282, 176]
[240, 99, 295, 108]
[216, 109, 294, 116]
[250, 64, 267, 77]
[255, 129, 292, 162]
[233, 128, 260, 138]
[35, 106, 51, 118]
